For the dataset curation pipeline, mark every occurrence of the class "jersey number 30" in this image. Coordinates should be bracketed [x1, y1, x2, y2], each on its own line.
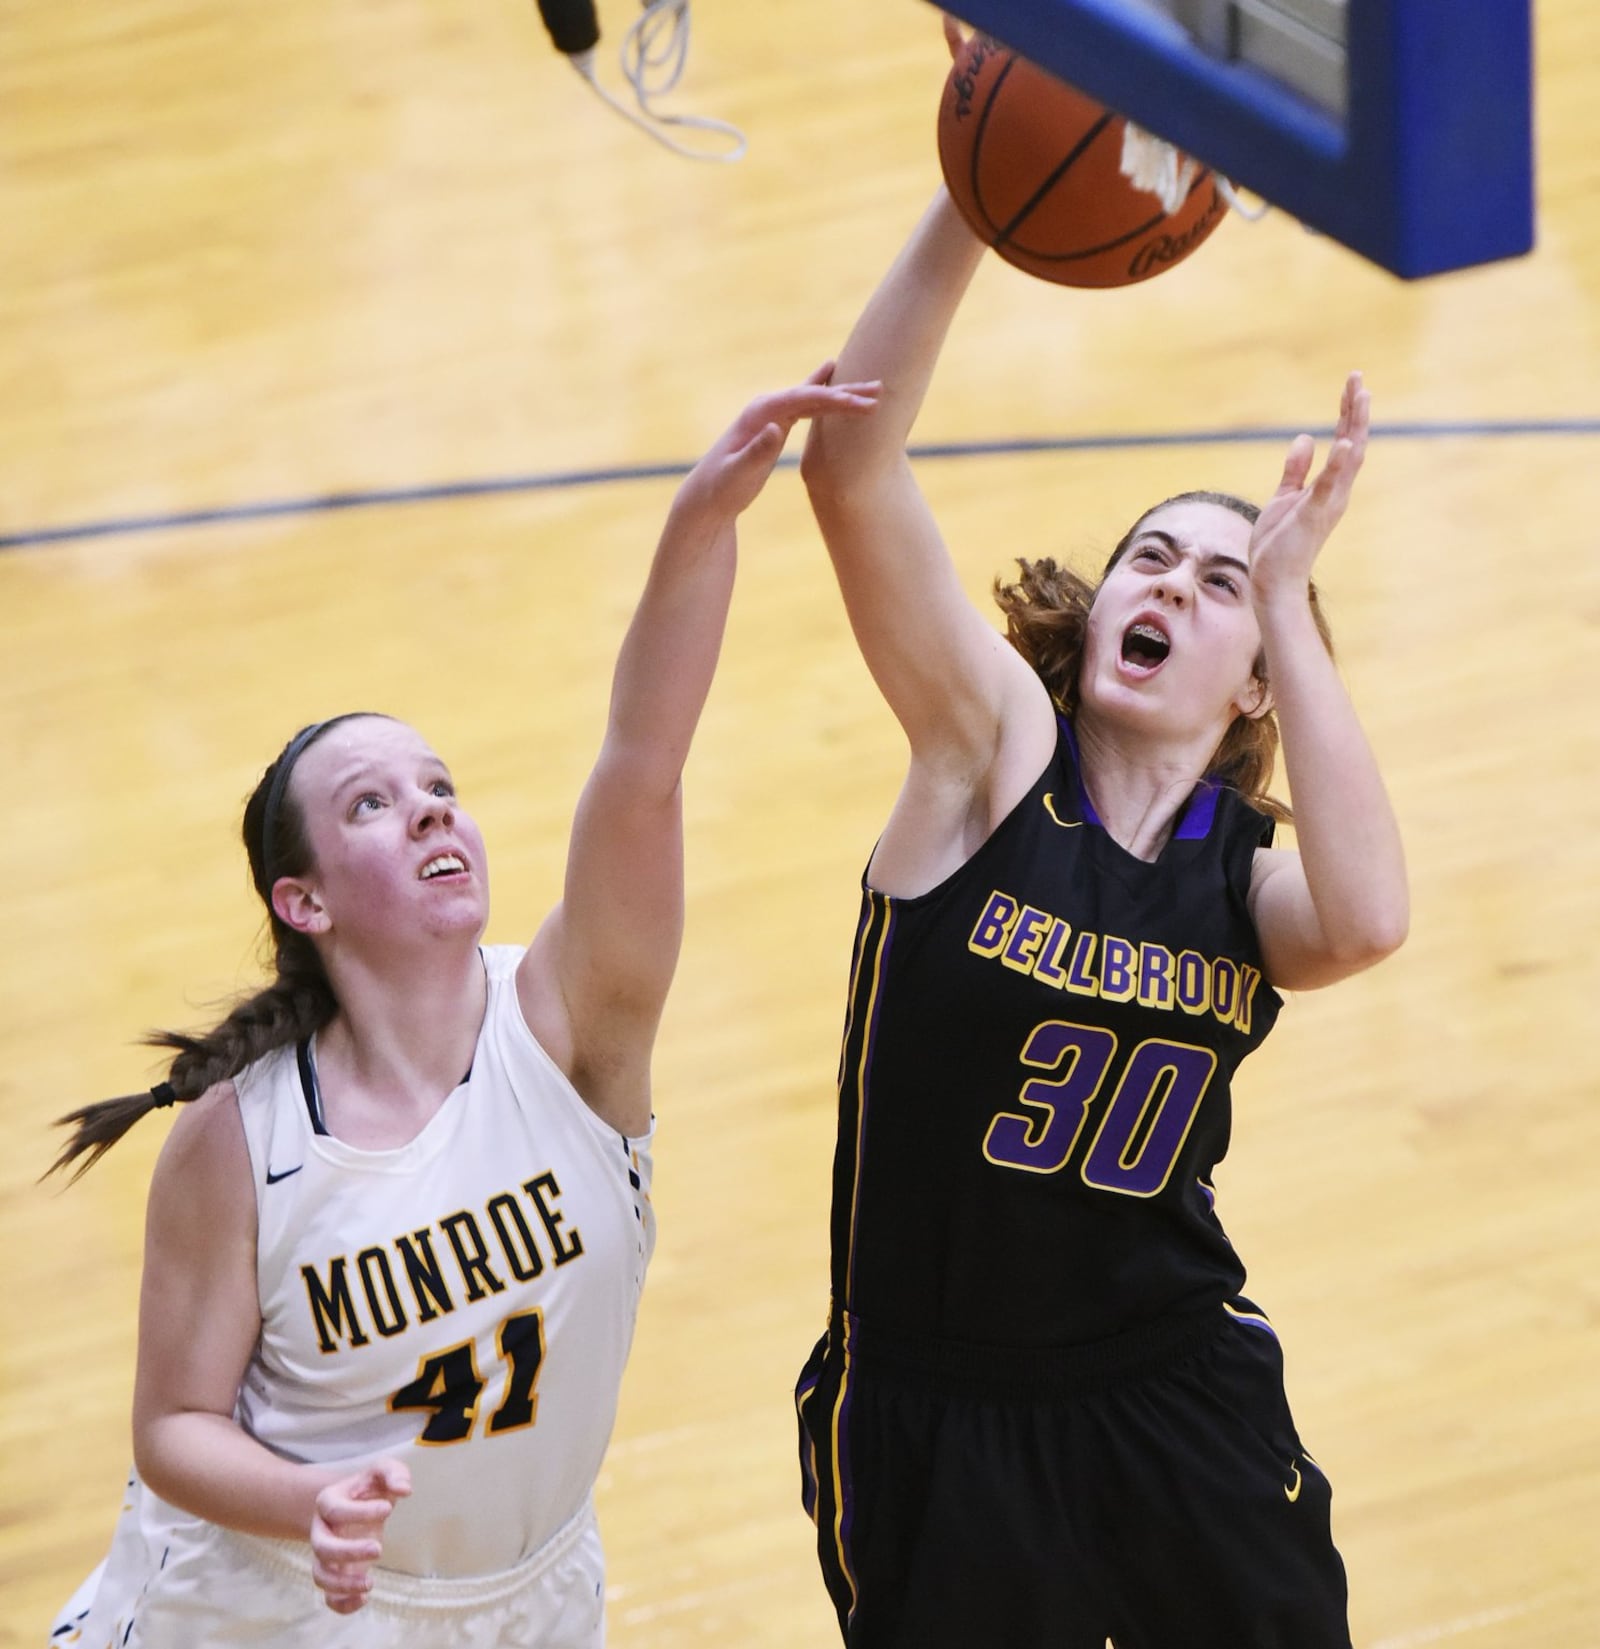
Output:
[983, 1020, 1218, 1196]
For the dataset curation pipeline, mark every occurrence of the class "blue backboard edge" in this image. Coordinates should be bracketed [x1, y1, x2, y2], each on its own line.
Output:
[935, 0, 1535, 278]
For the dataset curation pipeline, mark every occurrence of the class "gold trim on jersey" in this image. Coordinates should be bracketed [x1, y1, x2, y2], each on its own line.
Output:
[842, 894, 895, 1304]
[827, 892, 895, 1619]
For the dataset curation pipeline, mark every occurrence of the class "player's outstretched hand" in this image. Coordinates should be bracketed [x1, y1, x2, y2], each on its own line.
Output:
[675, 362, 880, 527]
[309, 1459, 412, 1615]
[1249, 370, 1370, 598]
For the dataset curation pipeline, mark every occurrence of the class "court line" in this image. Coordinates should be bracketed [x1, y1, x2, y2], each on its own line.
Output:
[3, 418, 1596, 553]
[1366, 1594, 1551, 1647]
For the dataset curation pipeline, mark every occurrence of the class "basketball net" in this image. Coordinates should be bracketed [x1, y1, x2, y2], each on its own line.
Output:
[1119, 122, 1269, 220]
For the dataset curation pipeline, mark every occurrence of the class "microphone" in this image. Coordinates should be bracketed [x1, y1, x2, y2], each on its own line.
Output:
[536, 0, 601, 55]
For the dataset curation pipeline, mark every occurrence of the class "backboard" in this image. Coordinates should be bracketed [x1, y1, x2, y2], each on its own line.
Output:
[935, 0, 1534, 278]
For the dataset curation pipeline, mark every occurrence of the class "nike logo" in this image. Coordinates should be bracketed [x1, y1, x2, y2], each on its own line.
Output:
[1042, 793, 1082, 829]
[1284, 1461, 1303, 1503]
[265, 1165, 304, 1185]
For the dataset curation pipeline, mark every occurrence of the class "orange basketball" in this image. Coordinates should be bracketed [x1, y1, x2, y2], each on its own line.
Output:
[938, 33, 1228, 288]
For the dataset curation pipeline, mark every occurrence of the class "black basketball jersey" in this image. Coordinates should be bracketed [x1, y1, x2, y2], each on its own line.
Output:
[827, 714, 1282, 1349]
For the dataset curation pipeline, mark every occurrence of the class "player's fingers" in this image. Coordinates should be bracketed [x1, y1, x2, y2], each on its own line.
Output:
[1316, 436, 1365, 507]
[739, 388, 871, 440]
[313, 1554, 376, 1586]
[312, 1530, 384, 1564]
[312, 1559, 376, 1609]
[327, 1461, 406, 1509]
[316, 1577, 373, 1617]
[827, 380, 883, 408]
[1276, 433, 1315, 494]
[368, 1460, 412, 1501]
[774, 383, 882, 418]
[725, 421, 786, 469]
[1347, 385, 1372, 451]
[319, 1488, 392, 1521]
[1296, 442, 1362, 538]
[716, 382, 880, 473]
[317, 1494, 395, 1537]
[1335, 371, 1367, 442]
[943, 12, 966, 58]
[805, 360, 837, 386]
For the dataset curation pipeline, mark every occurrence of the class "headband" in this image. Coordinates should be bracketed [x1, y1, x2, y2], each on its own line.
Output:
[258, 712, 393, 891]
[258, 719, 335, 889]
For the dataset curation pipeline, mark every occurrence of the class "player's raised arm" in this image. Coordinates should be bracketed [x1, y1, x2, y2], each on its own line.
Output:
[1246, 373, 1409, 988]
[799, 190, 1054, 787]
[519, 372, 878, 1135]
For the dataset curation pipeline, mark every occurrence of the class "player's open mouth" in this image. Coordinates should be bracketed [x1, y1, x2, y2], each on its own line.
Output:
[419, 853, 467, 880]
[1120, 621, 1171, 673]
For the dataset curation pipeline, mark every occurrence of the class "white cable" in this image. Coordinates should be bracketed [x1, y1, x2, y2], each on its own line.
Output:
[567, 1, 747, 163]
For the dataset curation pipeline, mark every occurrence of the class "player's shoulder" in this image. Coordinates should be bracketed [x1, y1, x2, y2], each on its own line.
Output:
[150, 1078, 251, 1203]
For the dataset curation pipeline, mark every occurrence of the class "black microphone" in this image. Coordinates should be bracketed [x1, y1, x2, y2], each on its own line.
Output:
[536, 0, 601, 55]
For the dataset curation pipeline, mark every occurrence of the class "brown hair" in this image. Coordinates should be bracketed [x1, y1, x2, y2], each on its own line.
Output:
[47, 715, 381, 1181]
[991, 491, 1334, 825]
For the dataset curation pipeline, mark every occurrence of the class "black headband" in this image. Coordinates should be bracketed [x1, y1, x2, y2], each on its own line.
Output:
[259, 712, 393, 891]
[259, 719, 335, 889]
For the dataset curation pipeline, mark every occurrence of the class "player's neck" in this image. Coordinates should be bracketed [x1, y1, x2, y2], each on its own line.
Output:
[314, 947, 488, 1146]
[1073, 713, 1216, 860]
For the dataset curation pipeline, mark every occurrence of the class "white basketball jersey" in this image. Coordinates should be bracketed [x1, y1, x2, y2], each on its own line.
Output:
[232, 944, 655, 1578]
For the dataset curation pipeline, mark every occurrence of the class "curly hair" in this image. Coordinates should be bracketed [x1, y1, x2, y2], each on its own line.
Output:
[991, 492, 1333, 825]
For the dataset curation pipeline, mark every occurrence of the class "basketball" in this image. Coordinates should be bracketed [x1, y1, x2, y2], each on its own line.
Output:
[938, 33, 1228, 288]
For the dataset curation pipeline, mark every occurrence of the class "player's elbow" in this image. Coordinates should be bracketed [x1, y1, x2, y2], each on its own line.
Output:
[1283, 898, 1408, 988]
[1331, 901, 1409, 972]
[131, 1413, 184, 1511]
[1364, 886, 1410, 960]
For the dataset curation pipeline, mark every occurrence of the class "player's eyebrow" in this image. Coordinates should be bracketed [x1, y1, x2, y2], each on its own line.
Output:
[1133, 529, 1249, 579]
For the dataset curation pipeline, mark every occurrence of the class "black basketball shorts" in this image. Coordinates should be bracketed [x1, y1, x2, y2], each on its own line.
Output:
[794, 1298, 1350, 1649]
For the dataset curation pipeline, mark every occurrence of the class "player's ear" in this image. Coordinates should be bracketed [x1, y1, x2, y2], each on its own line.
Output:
[273, 876, 330, 935]
[1237, 675, 1273, 721]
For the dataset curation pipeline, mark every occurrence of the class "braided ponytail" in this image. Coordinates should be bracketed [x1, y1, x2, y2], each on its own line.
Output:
[47, 716, 378, 1182]
[47, 961, 336, 1182]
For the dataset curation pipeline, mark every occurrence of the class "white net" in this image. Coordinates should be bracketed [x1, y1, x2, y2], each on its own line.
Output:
[1119, 120, 1270, 220]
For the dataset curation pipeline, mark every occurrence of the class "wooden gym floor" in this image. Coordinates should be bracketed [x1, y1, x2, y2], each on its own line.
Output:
[2, 1, 1596, 1643]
